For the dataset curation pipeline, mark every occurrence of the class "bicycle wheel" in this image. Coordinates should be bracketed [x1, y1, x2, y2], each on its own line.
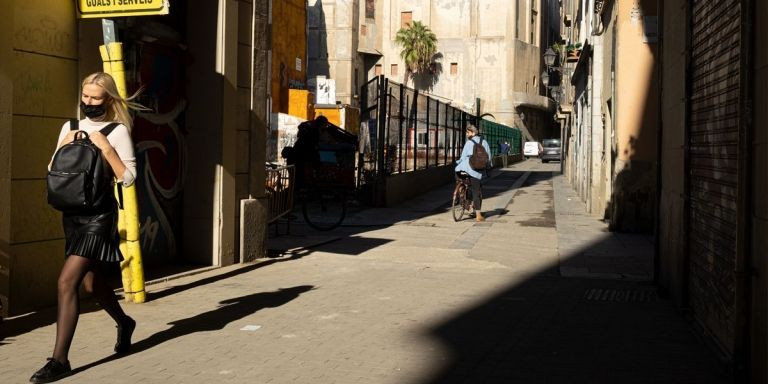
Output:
[302, 189, 346, 231]
[452, 184, 466, 221]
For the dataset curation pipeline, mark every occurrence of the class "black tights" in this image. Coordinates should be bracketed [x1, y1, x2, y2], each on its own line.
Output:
[53, 255, 128, 363]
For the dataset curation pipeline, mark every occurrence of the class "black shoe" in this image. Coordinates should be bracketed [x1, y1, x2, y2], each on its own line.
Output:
[114, 316, 136, 353]
[29, 358, 71, 383]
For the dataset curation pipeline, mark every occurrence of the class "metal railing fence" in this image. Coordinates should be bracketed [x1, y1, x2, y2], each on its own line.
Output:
[358, 76, 522, 201]
[265, 165, 295, 224]
[480, 119, 522, 156]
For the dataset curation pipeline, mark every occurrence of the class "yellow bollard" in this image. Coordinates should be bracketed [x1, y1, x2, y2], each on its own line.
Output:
[117, 187, 133, 303]
[120, 183, 146, 303]
[100, 42, 146, 303]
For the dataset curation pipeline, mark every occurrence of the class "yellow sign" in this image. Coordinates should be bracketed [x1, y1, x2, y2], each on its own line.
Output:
[77, 0, 169, 18]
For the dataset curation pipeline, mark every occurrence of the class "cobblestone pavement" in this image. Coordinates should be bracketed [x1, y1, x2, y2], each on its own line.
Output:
[0, 160, 728, 384]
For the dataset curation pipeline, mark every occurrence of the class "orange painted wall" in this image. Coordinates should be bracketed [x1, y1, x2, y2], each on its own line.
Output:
[272, 0, 307, 113]
[287, 89, 315, 120]
[315, 107, 342, 127]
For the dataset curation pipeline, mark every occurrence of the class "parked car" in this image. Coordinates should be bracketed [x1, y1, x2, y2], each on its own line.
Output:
[523, 141, 542, 159]
[540, 138, 562, 163]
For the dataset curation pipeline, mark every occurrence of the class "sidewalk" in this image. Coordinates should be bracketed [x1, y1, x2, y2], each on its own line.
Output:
[0, 161, 727, 384]
[552, 173, 654, 280]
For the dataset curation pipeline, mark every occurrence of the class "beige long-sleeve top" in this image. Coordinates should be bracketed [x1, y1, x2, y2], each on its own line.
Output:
[51, 118, 137, 187]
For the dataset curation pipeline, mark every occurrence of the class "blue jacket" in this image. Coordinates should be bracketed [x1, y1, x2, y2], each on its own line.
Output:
[455, 136, 491, 179]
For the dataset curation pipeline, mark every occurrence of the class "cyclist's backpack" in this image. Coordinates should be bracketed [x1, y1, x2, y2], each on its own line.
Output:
[47, 120, 118, 213]
[469, 137, 490, 170]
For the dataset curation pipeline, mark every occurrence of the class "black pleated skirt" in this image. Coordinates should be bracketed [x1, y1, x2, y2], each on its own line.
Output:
[63, 206, 123, 263]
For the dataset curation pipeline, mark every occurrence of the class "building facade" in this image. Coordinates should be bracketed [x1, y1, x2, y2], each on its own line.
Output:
[559, 0, 657, 232]
[308, 0, 559, 143]
[307, 0, 364, 106]
[659, 0, 766, 381]
[379, 0, 558, 140]
[0, 0, 270, 317]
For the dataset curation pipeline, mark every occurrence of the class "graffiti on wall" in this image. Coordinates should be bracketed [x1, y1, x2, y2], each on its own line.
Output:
[130, 42, 187, 265]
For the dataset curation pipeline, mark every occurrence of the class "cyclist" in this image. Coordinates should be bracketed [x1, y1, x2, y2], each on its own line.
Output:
[455, 124, 491, 221]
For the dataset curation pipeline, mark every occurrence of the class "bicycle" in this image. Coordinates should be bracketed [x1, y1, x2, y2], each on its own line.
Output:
[300, 186, 347, 231]
[297, 146, 356, 231]
[452, 172, 479, 221]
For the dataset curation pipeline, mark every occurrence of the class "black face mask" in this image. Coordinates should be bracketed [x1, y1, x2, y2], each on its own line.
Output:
[80, 102, 107, 119]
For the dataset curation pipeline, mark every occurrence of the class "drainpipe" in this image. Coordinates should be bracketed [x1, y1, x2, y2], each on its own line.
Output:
[590, 11, 603, 216]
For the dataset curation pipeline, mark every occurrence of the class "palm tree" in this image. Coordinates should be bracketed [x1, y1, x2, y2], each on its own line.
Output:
[394, 20, 438, 88]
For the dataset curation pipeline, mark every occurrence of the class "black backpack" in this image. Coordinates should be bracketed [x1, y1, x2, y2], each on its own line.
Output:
[469, 136, 490, 170]
[47, 120, 119, 213]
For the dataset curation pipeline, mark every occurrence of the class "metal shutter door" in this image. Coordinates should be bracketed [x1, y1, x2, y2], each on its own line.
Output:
[687, 0, 741, 353]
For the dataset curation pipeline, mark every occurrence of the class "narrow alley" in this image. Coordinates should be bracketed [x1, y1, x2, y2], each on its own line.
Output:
[0, 160, 728, 384]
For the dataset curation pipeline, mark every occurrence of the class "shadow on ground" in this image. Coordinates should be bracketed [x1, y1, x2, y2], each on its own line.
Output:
[266, 168, 529, 258]
[419, 272, 728, 384]
[69, 285, 314, 375]
[0, 165, 729, 383]
[0, 256, 313, 343]
[414, 171, 728, 384]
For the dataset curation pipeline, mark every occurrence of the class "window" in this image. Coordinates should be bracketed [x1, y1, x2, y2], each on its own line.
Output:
[417, 132, 428, 146]
[515, 0, 521, 38]
[391, 64, 398, 76]
[361, 24, 367, 36]
[531, 9, 538, 45]
[375, 64, 382, 76]
[366, 0, 375, 19]
[450, 63, 458, 75]
[401, 11, 412, 28]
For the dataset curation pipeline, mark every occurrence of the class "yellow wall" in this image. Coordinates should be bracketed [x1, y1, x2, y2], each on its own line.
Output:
[272, 0, 307, 113]
[315, 106, 361, 133]
[315, 107, 342, 127]
[287, 89, 315, 120]
[0, 0, 13, 318]
[3, 0, 79, 315]
[616, 0, 658, 163]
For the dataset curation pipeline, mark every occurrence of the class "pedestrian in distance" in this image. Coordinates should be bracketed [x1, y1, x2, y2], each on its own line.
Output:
[30, 72, 143, 383]
[502, 140, 510, 155]
[455, 124, 491, 221]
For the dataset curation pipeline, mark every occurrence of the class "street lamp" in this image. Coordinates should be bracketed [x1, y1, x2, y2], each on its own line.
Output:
[543, 47, 557, 68]
[550, 86, 563, 104]
[542, 46, 565, 105]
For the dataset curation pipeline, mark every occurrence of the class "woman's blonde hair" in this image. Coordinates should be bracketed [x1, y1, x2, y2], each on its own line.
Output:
[81, 72, 146, 131]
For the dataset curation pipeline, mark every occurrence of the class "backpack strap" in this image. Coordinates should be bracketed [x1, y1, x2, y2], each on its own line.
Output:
[99, 122, 120, 136]
[69, 119, 79, 131]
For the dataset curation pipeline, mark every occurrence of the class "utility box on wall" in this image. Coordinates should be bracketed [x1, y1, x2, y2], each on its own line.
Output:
[309, 76, 336, 105]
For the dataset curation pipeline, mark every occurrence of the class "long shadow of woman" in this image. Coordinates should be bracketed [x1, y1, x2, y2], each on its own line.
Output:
[71, 285, 315, 375]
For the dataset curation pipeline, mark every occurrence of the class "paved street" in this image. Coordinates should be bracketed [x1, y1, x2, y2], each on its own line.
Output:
[1, 160, 728, 384]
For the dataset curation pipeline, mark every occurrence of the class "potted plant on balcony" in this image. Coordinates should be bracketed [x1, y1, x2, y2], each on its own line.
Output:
[565, 42, 582, 62]
[551, 42, 563, 55]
